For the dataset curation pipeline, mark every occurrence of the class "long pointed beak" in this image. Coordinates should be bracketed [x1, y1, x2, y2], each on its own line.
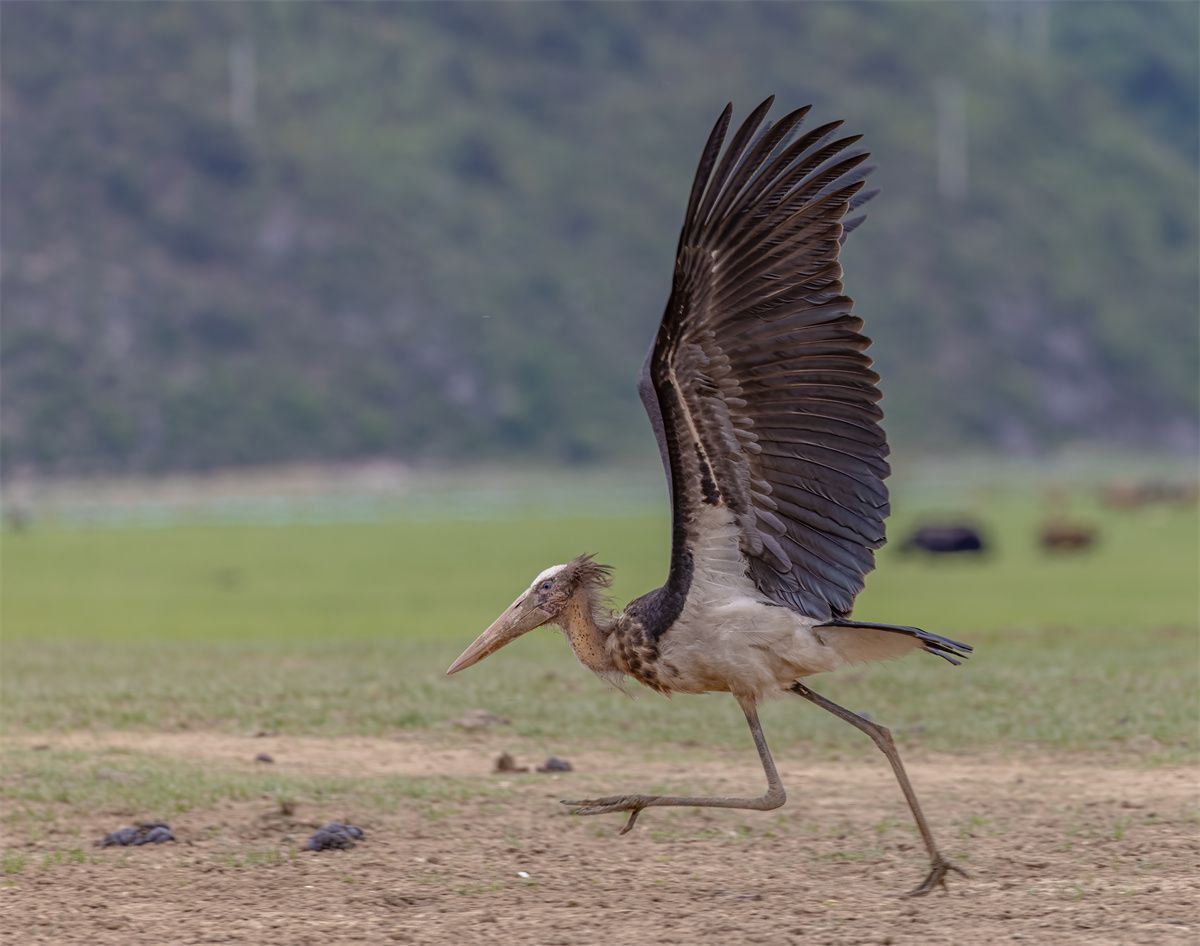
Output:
[446, 593, 551, 675]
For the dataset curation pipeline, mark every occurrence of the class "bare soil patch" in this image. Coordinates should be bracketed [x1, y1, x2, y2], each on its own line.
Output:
[2, 732, 1196, 945]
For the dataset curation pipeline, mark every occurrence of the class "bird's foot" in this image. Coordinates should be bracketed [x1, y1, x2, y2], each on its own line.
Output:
[561, 794, 655, 835]
[903, 855, 969, 898]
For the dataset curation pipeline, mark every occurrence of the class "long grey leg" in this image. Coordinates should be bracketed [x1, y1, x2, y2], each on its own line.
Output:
[790, 681, 966, 897]
[562, 695, 786, 834]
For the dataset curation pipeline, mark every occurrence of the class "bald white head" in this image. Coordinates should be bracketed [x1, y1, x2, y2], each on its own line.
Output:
[446, 556, 613, 675]
[530, 563, 570, 589]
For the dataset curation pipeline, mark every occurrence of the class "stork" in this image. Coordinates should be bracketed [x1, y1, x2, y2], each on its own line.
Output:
[447, 97, 972, 897]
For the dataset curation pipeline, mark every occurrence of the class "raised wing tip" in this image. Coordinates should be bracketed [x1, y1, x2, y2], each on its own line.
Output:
[746, 96, 775, 126]
[781, 103, 814, 127]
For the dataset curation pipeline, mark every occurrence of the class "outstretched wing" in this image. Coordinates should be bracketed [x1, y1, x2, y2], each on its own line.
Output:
[640, 97, 888, 625]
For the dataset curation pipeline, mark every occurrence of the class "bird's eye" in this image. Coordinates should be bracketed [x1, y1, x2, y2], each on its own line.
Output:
[539, 581, 553, 591]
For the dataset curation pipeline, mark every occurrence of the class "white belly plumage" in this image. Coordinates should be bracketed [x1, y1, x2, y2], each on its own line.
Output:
[655, 505, 921, 700]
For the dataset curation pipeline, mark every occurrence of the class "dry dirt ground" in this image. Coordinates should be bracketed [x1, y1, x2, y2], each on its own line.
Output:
[2, 732, 1197, 946]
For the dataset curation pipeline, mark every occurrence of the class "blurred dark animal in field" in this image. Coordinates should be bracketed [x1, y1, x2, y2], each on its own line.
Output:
[446, 99, 970, 897]
[303, 823, 364, 851]
[254, 752, 274, 764]
[1039, 520, 1097, 553]
[1100, 481, 1143, 510]
[900, 524, 987, 556]
[537, 756, 573, 773]
[1100, 479, 1199, 510]
[99, 821, 174, 847]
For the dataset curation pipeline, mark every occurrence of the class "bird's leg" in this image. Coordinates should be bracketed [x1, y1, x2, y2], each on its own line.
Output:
[562, 696, 785, 834]
[790, 681, 967, 898]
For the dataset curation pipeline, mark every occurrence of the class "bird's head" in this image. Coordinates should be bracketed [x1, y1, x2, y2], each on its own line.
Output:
[446, 555, 612, 675]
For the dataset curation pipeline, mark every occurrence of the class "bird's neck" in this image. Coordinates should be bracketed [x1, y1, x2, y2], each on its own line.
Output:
[557, 589, 618, 675]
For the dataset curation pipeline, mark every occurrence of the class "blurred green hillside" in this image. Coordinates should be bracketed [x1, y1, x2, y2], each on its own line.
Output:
[2, 1, 1196, 474]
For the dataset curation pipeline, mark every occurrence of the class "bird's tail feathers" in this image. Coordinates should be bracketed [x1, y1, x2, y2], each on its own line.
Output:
[819, 619, 973, 666]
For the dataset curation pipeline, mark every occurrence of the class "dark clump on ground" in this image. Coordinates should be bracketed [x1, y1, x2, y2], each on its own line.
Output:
[494, 752, 528, 773]
[254, 752, 274, 763]
[303, 823, 365, 851]
[99, 821, 175, 847]
[537, 756, 573, 773]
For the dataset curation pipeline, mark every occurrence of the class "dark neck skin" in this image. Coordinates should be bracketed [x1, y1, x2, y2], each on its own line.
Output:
[556, 587, 619, 675]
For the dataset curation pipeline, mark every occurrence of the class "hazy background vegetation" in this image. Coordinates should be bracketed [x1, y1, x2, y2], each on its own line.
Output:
[2, 1, 1196, 476]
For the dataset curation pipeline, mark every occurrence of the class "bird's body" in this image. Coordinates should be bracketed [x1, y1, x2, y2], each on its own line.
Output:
[552, 505, 926, 700]
[448, 97, 972, 897]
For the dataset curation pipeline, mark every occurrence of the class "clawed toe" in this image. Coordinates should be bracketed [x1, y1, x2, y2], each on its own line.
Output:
[560, 796, 635, 816]
[561, 796, 648, 834]
[561, 798, 615, 815]
[904, 857, 969, 898]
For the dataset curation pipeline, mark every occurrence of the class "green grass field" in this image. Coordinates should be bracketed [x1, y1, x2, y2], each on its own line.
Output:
[3, 477, 1197, 763]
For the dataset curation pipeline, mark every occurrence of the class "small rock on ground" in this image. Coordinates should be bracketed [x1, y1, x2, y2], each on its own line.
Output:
[537, 756, 573, 773]
[99, 821, 175, 847]
[304, 823, 365, 851]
